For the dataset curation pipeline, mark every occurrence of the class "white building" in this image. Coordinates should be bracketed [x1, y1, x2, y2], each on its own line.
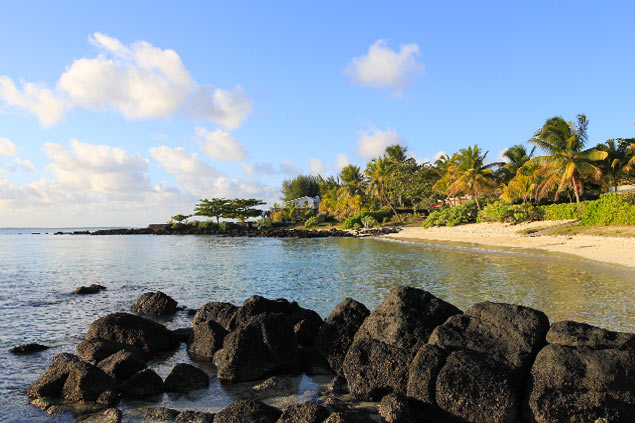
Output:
[290, 196, 320, 209]
[608, 185, 635, 193]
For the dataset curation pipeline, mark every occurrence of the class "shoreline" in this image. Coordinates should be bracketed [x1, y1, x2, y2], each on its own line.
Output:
[382, 221, 635, 269]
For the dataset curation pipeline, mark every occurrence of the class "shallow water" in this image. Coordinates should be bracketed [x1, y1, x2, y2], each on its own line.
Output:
[0, 232, 633, 422]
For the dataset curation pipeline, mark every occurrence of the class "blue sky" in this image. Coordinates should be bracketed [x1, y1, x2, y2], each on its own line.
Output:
[1, 1, 634, 226]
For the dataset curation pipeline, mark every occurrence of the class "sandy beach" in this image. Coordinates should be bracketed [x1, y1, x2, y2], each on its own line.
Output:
[383, 221, 635, 269]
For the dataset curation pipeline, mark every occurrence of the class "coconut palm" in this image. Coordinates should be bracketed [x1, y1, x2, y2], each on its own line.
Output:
[528, 114, 608, 203]
[596, 138, 635, 192]
[384, 144, 408, 165]
[339, 164, 365, 196]
[445, 145, 497, 210]
[497, 144, 535, 184]
[365, 157, 401, 221]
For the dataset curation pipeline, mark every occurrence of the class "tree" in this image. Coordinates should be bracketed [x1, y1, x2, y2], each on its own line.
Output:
[596, 138, 635, 192]
[365, 157, 401, 221]
[528, 114, 607, 203]
[445, 145, 497, 210]
[194, 198, 231, 223]
[339, 164, 365, 196]
[385, 159, 441, 214]
[384, 144, 408, 165]
[170, 214, 191, 223]
[497, 144, 535, 184]
[194, 198, 265, 222]
[281, 175, 321, 202]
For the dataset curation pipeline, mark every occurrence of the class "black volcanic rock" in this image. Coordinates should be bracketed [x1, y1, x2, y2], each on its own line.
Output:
[130, 291, 178, 315]
[546, 320, 635, 350]
[164, 363, 209, 393]
[213, 400, 281, 423]
[74, 284, 106, 295]
[277, 401, 330, 423]
[187, 320, 227, 360]
[96, 350, 146, 383]
[120, 369, 164, 398]
[191, 301, 238, 330]
[9, 343, 49, 355]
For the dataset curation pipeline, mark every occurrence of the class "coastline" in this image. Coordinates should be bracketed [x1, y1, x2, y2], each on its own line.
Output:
[383, 221, 635, 269]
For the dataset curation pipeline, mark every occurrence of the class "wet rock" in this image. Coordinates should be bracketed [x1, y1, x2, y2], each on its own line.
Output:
[119, 368, 164, 398]
[523, 344, 635, 423]
[323, 410, 376, 423]
[74, 284, 107, 295]
[341, 338, 413, 401]
[130, 291, 178, 315]
[546, 320, 635, 350]
[250, 376, 293, 397]
[76, 407, 121, 423]
[326, 375, 349, 395]
[191, 301, 238, 330]
[214, 313, 301, 382]
[172, 327, 193, 344]
[301, 346, 333, 375]
[406, 344, 446, 405]
[429, 301, 549, 371]
[85, 312, 179, 354]
[187, 320, 227, 360]
[315, 298, 370, 375]
[176, 410, 215, 423]
[9, 343, 49, 354]
[77, 338, 150, 364]
[354, 286, 461, 353]
[96, 390, 119, 406]
[27, 353, 116, 403]
[213, 400, 282, 423]
[378, 393, 418, 423]
[164, 363, 209, 392]
[97, 350, 146, 383]
[277, 401, 330, 423]
[435, 349, 522, 423]
[144, 406, 179, 421]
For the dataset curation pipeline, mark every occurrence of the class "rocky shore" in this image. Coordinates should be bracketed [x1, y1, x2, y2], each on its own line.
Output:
[25, 286, 634, 422]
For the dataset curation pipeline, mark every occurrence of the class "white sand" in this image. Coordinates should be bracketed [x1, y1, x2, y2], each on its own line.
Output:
[383, 221, 635, 268]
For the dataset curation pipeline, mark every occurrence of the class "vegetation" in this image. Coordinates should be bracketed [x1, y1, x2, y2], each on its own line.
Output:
[477, 201, 544, 224]
[281, 175, 321, 202]
[194, 198, 265, 222]
[423, 200, 479, 228]
[304, 216, 319, 228]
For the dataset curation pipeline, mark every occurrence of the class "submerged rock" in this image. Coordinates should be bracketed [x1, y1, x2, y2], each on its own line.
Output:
[213, 400, 281, 423]
[74, 284, 107, 295]
[76, 407, 121, 423]
[85, 312, 179, 354]
[164, 363, 209, 392]
[130, 291, 178, 315]
[9, 343, 49, 355]
[315, 298, 370, 375]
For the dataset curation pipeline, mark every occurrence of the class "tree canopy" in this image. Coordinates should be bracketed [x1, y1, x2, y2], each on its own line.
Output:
[194, 198, 265, 222]
[281, 175, 321, 202]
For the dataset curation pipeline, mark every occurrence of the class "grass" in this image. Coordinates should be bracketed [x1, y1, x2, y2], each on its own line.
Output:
[547, 224, 635, 238]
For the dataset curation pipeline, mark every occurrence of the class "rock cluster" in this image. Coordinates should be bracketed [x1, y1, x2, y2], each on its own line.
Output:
[27, 287, 635, 423]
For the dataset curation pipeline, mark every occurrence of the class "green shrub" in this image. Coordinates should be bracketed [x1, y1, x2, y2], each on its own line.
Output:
[304, 216, 319, 228]
[198, 221, 219, 231]
[352, 223, 361, 230]
[579, 193, 635, 225]
[477, 201, 544, 224]
[219, 221, 235, 232]
[257, 217, 273, 230]
[170, 222, 186, 230]
[343, 209, 393, 229]
[423, 200, 479, 228]
[361, 215, 378, 228]
[540, 202, 589, 220]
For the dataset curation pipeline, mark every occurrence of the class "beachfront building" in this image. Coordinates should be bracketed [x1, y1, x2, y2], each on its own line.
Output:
[608, 185, 635, 193]
[290, 196, 320, 210]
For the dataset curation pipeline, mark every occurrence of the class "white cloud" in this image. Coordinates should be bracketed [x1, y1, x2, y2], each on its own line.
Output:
[433, 150, 447, 162]
[357, 128, 404, 159]
[309, 158, 326, 175]
[15, 157, 35, 172]
[335, 153, 350, 171]
[187, 85, 252, 130]
[497, 148, 509, 163]
[344, 39, 424, 96]
[0, 138, 18, 156]
[196, 127, 248, 161]
[0, 77, 69, 127]
[150, 145, 221, 177]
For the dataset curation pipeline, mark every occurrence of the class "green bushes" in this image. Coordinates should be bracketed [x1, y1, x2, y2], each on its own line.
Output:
[257, 218, 273, 230]
[477, 201, 544, 224]
[361, 215, 378, 228]
[540, 202, 589, 220]
[218, 221, 235, 232]
[579, 194, 635, 225]
[304, 216, 319, 228]
[423, 200, 479, 228]
[343, 209, 393, 229]
[197, 221, 219, 231]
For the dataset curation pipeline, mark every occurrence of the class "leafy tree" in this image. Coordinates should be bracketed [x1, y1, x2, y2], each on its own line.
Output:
[596, 138, 635, 192]
[339, 164, 366, 196]
[194, 198, 231, 223]
[194, 198, 265, 222]
[528, 114, 607, 203]
[365, 157, 401, 220]
[497, 144, 535, 184]
[445, 145, 497, 210]
[170, 214, 191, 223]
[384, 144, 409, 165]
[281, 175, 321, 202]
[385, 159, 441, 214]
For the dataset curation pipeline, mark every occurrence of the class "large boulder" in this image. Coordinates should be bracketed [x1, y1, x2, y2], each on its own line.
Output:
[406, 344, 446, 405]
[546, 320, 635, 350]
[27, 353, 116, 403]
[130, 291, 177, 315]
[523, 344, 635, 423]
[315, 298, 370, 375]
[213, 400, 282, 423]
[119, 369, 164, 398]
[187, 320, 227, 360]
[353, 286, 461, 353]
[341, 338, 413, 401]
[76, 339, 150, 364]
[85, 313, 179, 354]
[428, 301, 549, 371]
[277, 401, 330, 423]
[191, 301, 238, 330]
[164, 363, 209, 392]
[435, 349, 522, 423]
[214, 313, 301, 382]
[96, 350, 146, 383]
[378, 393, 419, 423]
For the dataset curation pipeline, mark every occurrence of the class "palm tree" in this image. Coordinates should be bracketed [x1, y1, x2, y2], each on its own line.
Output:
[596, 138, 635, 192]
[528, 114, 607, 203]
[339, 165, 365, 196]
[497, 144, 535, 184]
[445, 145, 497, 210]
[365, 157, 401, 221]
[384, 144, 408, 165]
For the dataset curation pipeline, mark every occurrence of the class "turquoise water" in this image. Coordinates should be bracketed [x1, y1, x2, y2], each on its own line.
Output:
[0, 232, 633, 421]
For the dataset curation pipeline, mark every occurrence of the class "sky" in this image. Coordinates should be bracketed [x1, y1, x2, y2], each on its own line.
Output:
[1, 1, 634, 227]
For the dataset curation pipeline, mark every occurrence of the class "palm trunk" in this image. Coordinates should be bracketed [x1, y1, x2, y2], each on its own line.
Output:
[474, 195, 481, 210]
[573, 184, 580, 203]
[382, 190, 402, 222]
